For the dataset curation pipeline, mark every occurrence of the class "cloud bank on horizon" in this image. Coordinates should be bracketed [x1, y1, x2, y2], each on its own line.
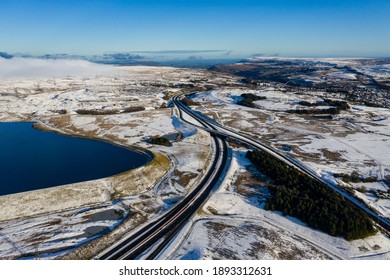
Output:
[0, 57, 116, 79]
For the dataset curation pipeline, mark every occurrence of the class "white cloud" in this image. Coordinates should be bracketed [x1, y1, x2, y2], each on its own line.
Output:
[0, 57, 115, 79]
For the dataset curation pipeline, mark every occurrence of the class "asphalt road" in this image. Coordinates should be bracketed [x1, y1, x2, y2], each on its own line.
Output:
[174, 94, 390, 233]
[96, 99, 228, 260]
[97, 92, 389, 260]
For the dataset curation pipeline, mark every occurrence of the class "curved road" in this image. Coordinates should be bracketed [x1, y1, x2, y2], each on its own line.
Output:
[173, 94, 390, 233]
[97, 91, 389, 260]
[96, 100, 228, 260]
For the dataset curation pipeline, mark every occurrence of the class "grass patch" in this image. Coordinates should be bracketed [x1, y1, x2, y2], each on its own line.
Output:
[76, 109, 121, 115]
[321, 148, 347, 162]
[82, 209, 125, 222]
[111, 152, 170, 197]
[173, 170, 197, 187]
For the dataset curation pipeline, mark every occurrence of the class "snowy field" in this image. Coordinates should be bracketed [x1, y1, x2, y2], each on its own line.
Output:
[190, 88, 390, 222]
[164, 85, 390, 259]
[162, 149, 390, 260]
[1, 57, 389, 259]
[0, 58, 220, 259]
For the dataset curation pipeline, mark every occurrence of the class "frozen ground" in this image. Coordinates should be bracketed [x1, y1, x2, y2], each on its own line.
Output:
[0, 202, 128, 259]
[162, 149, 390, 260]
[159, 83, 390, 260]
[0, 58, 221, 259]
[189, 89, 390, 222]
[1, 57, 389, 259]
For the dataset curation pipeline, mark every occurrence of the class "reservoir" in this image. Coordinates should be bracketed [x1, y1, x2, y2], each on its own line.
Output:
[0, 122, 151, 196]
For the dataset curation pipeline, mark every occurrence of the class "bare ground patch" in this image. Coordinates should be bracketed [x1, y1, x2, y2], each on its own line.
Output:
[174, 219, 331, 260]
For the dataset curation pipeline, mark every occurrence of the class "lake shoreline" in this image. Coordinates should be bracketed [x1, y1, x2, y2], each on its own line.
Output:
[0, 120, 169, 222]
[0, 121, 154, 196]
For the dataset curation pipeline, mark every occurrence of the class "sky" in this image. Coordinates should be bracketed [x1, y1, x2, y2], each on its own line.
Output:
[0, 0, 389, 57]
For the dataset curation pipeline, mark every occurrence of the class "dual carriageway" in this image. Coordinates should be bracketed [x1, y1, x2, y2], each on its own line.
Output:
[97, 93, 390, 260]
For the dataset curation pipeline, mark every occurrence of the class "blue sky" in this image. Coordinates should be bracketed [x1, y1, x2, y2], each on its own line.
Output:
[1, 0, 389, 57]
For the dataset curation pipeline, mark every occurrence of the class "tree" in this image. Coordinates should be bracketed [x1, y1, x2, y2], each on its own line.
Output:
[351, 171, 360, 183]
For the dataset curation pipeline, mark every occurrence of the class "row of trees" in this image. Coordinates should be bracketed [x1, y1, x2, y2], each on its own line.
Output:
[334, 171, 377, 183]
[299, 99, 350, 110]
[246, 150, 376, 240]
[76, 106, 145, 115]
[324, 99, 350, 110]
[288, 107, 342, 115]
[237, 93, 266, 108]
[149, 136, 171, 147]
[292, 98, 350, 115]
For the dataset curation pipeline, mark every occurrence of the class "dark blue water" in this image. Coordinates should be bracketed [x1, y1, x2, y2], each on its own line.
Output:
[0, 122, 151, 196]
